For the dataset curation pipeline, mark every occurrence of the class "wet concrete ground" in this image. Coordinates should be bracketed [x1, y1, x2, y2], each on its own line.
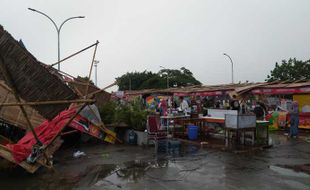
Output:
[0, 132, 310, 190]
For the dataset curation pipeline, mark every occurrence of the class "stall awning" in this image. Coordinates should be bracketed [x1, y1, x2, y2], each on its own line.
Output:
[251, 87, 310, 95]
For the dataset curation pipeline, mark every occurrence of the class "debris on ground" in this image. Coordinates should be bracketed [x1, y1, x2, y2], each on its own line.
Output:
[73, 151, 86, 158]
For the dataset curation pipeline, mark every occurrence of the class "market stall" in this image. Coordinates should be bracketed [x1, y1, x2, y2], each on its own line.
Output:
[249, 81, 310, 129]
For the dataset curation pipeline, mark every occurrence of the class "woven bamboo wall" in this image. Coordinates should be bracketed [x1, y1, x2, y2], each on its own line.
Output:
[0, 81, 45, 129]
[0, 25, 77, 120]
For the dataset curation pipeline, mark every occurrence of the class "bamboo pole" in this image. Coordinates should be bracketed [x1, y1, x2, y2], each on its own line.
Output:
[84, 40, 99, 97]
[0, 56, 42, 144]
[55, 69, 76, 81]
[60, 130, 78, 136]
[49, 41, 99, 67]
[0, 99, 95, 107]
[72, 86, 84, 97]
[0, 81, 12, 92]
[86, 81, 117, 98]
[78, 41, 121, 143]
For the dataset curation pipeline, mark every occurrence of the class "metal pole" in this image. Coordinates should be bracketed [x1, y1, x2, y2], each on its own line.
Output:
[95, 63, 97, 86]
[28, 8, 84, 71]
[167, 72, 169, 89]
[57, 30, 60, 70]
[223, 53, 234, 84]
[159, 66, 169, 88]
[93, 60, 99, 86]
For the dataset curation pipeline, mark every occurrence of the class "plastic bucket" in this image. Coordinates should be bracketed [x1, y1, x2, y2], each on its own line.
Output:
[188, 125, 198, 140]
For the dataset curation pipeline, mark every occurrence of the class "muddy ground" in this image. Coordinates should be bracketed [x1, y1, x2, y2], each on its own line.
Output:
[0, 132, 310, 190]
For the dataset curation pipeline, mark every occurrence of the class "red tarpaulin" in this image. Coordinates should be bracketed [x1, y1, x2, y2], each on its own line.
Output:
[6, 108, 76, 163]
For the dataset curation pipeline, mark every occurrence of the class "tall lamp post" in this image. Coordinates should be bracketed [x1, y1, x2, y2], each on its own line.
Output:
[223, 53, 234, 84]
[93, 60, 99, 86]
[159, 66, 169, 88]
[28, 8, 85, 71]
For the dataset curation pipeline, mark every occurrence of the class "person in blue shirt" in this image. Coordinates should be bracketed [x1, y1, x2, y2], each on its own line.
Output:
[289, 101, 299, 138]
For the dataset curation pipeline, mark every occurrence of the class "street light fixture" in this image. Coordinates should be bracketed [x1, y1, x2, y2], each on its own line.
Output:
[28, 8, 85, 71]
[93, 60, 99, 86]
[223, 53, 234, 84]
[159, 66, 169, 88]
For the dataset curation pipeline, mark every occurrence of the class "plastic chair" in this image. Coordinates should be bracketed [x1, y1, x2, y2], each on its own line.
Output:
[146, 115, 167, 152]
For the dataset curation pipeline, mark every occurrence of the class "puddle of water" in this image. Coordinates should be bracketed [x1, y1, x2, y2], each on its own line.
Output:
[86, 146, 210, 189]
[269, 165, 310, 178]
[282, 179, 310, 190]
[86, 158, 169, 189]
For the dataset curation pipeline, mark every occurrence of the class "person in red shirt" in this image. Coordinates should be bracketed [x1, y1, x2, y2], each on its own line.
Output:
[158, 98, 168, 116]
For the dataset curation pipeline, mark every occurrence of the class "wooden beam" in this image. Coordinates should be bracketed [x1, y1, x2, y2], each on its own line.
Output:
[0, 99, 95, 107]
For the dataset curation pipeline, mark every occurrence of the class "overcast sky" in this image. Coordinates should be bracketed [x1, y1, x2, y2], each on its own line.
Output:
[1, 0, 310, 91]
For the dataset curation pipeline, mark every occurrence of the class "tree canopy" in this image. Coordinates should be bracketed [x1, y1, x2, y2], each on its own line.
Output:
[116, 67, 201, 90]
[266, 58, 310, 82]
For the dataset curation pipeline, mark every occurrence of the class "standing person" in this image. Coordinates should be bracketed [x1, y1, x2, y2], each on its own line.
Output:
[253, 101, 267, 120]
[180, 96, 189, 114]
[230, 95, 240, 111]
[241, 104, 246, 114]
[289, 101, 299, 138]
[158, 98, 167, 116]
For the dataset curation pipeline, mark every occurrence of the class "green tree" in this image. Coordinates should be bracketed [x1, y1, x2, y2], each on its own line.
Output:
[116, 67, 201, 90]
[266, 58, 310, 82]
[159, 67, 201, 88]
[116, 71, 156, 91]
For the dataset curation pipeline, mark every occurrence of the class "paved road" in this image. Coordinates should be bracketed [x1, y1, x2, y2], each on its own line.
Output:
[0, 133, 309, 190]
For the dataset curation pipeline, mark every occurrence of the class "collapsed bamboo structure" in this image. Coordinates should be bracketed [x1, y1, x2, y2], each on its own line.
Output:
[0, 25, 116, 173]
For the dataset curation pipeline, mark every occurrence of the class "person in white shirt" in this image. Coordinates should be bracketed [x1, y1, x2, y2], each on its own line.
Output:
[180, 96, 189, 113]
